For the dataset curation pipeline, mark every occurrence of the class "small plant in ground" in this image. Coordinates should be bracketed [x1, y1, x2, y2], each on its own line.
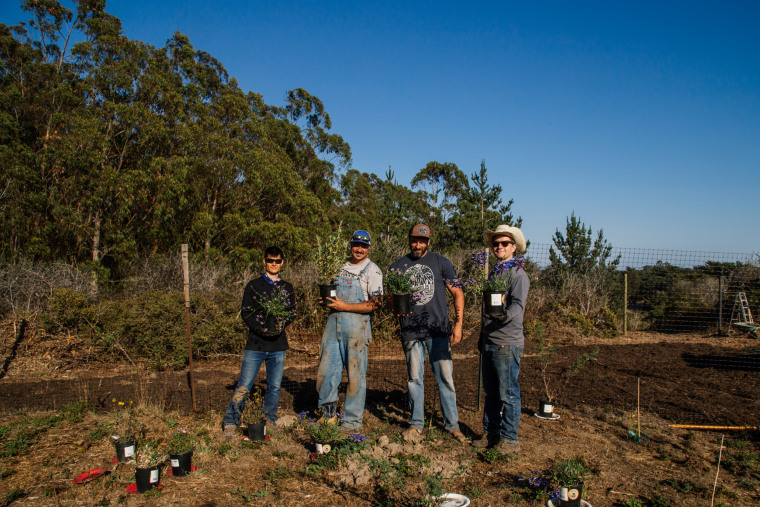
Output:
[519, 456, 595, 500]
[164, 417, 179, 428]
[479, 447, 516, 464]
[5, 488, 25, 504]
[464, 485, 486, 499]
[569, 347, 599, 374]
[143, 487, 161, 498]
[617, 499, 645, 507]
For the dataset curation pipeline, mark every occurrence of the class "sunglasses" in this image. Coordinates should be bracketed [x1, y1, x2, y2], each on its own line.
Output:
[492, 240, 515, 248]
[265, 258, 283, 264]
[351, 234, 370, 244]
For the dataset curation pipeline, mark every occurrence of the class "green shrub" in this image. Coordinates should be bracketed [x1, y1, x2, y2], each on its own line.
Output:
[41, 288, 94, 333]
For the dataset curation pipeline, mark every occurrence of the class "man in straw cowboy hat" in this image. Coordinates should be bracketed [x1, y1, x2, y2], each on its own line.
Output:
[473, 224, 530, 453]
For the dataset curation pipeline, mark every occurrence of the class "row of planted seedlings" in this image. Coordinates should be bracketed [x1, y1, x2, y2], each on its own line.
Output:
[110, 399, 196, 493]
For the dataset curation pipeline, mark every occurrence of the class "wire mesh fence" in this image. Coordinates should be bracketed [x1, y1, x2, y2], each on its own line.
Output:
[1, 246, 759, 427]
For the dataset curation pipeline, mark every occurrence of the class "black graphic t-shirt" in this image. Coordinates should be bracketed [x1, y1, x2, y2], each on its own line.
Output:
[389, 252, 458, 341]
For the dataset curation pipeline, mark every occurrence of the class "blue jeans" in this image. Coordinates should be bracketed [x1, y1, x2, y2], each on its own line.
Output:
[316, 313, 370, 429]
[403, 337, 459, 432]
[223, 349, 285, 426]
[482, 343, 523, 442]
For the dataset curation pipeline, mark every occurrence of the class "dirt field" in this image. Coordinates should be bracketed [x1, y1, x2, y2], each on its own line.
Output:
[1, 325, 759, 505]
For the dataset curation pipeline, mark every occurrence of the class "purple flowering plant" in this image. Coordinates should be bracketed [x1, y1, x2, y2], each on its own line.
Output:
[459, 250, 526, 294]
[246, 285, 296, 335]
[384, 268, 415, 294]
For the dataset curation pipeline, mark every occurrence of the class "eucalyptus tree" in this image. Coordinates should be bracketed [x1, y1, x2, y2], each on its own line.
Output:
[410, 161, 467, 245]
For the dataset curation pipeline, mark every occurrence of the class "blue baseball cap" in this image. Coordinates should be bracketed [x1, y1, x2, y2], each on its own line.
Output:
[351, 230, 371, 246]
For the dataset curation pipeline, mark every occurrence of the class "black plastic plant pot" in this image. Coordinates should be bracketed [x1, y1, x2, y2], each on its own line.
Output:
[247, 422, 266, 441]
[134, 466, 161, 493]
[169, 451, 193, 477]
[483, 291, 507, 319]
[392, 293, 411, 315]
[114, 439, 135, 463]
[319, 284, 337, 305]
[539, 399, 555, 417]
[263, 315, 283, 336]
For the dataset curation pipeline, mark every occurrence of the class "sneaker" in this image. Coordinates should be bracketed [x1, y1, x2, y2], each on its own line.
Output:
[449, 429, 468, 444]
[494, 439, 520, 454]
[402, 427, 423, 441]
[223, 424, 237, 439]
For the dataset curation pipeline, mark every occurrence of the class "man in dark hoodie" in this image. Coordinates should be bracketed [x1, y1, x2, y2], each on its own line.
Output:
[222, 246, 296, 438]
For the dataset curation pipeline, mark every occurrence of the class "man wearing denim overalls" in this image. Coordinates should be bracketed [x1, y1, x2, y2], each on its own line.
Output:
[316, 230, 383, 432]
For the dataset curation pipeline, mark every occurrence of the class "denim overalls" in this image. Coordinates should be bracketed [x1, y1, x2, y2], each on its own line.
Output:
[316, 262, 372, 430]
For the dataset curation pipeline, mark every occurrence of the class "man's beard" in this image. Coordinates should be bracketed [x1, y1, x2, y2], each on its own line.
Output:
[410, 246, 427, 259]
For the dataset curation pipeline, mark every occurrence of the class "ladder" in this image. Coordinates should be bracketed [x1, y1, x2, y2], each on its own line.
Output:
[730, 292, 754, 325]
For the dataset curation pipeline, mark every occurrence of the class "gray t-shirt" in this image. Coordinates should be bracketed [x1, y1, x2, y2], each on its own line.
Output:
[336, 258, 383, 300]
[390, 252, 457, 341]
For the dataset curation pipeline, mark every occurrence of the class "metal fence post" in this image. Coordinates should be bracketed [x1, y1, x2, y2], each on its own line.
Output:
[718, 274, 723, 336]
[624, 273, 628, 336]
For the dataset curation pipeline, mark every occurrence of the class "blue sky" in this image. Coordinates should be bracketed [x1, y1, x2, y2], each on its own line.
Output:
[3, 1, 759, 254]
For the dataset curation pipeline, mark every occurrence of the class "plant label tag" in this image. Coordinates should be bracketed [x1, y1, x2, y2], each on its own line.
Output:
[171, 459, 179, 467]
[490, 294, 501, 306]
[263, 426, 267, 436]
[150, 469, 159, 483]
[315, 443, 323, 453]
[545, 404, 553, 413]
[330, 289, 337, 297]
[123, 445, 135, 458]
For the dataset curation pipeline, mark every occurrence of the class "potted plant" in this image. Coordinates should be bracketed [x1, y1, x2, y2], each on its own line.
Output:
[240, 386, 267, 441]
[167, 430, 194, 477]
[481, 254, 525, 319]
[110, 398, 137, 462]
[305, 420, 342, 454]
[313, 223, 348, 305]
[385, 268, 416, 314]
[133, 440, 166, 493]
[247, 285, 297, 336]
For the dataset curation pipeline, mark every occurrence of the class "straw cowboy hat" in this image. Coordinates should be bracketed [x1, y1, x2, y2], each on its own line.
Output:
[483, 225, 526, 254]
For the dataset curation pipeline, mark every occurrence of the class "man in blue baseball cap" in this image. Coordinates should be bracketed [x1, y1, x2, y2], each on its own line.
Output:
[316, 229, 384, 432]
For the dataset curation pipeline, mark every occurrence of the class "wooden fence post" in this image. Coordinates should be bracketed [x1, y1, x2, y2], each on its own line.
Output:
[182, 244, 197, 412]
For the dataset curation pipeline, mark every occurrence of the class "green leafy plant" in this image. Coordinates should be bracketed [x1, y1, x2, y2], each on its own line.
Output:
[385, 268, 415, 294]
[240, 386, 265, 425]
[134, 440, 166, 468]
[305, 421, 342, 443]
[167, 430, 194, 454]
[313, 223, 349, 284]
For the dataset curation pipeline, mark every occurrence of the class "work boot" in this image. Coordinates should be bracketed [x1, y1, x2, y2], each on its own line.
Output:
[449, 429, 468, 444]
[223, 424, 237, 439]
[402, 427, 423, 442]
[472, 434, 491, 448]
[494, 439, 521, 454]
[316, 415, 338, 425]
